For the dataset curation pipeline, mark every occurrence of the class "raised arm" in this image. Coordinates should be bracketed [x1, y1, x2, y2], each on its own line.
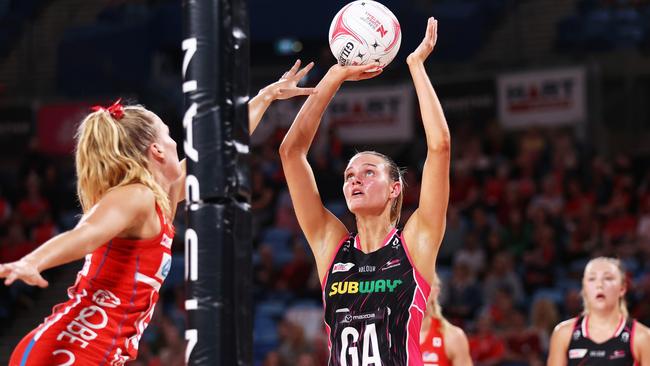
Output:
[0, 184, 154, 287]
[279, 63, 381, 279]
[248, 60, 316, 134]
[403, 18, 451, 282]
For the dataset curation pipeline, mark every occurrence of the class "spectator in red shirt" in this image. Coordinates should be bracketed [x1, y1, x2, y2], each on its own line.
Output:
[468, 313, 506, 365]
[16, 172, 50, 226]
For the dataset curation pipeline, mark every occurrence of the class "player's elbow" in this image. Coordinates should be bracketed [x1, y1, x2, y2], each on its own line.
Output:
[278, 140, 304, 161]
[427, 138, 451, 154]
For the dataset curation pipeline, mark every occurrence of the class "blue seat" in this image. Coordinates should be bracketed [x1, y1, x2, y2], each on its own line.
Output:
[532, 287, 564, 306]
[256, 299, 286, 319]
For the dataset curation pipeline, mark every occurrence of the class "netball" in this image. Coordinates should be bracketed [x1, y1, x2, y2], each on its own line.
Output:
[328, 0, 401, 68]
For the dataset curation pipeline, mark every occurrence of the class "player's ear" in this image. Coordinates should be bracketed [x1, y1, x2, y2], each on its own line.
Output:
[149, 143, 164, 161]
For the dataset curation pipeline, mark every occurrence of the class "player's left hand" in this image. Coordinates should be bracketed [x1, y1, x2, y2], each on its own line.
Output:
[264, 59, 317, 100]
[407, 17, 438, 65]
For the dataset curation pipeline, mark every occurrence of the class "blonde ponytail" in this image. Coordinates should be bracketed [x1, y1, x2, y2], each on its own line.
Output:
[75, 105, 171, 218]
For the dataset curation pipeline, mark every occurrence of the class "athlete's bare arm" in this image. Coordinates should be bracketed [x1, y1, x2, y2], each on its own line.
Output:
[634, 321, 650, 366]
[446, 324, 473, 366]
[175, 62, 315, 206]
[547, 318, 574, 366]
[249, 59, 316, 134]
[402, 17, 451, 283]
[279, 63, 381, 281]
[0, 184, 156, 288]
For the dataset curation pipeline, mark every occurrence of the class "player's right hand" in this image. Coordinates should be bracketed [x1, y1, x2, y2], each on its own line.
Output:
[0, 259, 49, 288]
[330, 63, 383, 82]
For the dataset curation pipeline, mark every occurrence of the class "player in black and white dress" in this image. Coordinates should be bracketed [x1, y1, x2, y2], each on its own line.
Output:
[547, 257, 650, 365]
[279, 18, 449, 365]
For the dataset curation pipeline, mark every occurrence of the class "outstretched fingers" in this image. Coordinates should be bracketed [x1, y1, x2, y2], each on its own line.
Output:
[295, 61, 315, 80]
[289, 59, 302, 74]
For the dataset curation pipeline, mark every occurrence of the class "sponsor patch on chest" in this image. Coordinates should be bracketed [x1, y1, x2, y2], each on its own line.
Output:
[333, 262, 355, 273]
[568, 348, 588, 359]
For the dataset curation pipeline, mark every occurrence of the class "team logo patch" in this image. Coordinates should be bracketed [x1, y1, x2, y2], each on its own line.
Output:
[433, 337, 442, 347]
[329, 279, 403, 296]
[422, 352, 439, 363]
[610, 350, 627, 360]
[589, 350, 606, 358]
[161, 233, 173, 249]
[568, 349, 588, 359]
[333, 262, 355, 273]
[390, 237, 400, 249]
[358, 265, 375, 273]
[381, 259, 401, 271]
[93, 289, 121, 308]
[156, 252, 172, 281]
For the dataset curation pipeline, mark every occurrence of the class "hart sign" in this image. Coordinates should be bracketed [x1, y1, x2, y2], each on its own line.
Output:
[497, 67, 586, 129]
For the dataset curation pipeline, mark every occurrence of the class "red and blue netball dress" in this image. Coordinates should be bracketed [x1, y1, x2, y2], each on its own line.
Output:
[420, 318, 451, 366]
[11, 205, 175, 366]
[322, 228, 431, 365]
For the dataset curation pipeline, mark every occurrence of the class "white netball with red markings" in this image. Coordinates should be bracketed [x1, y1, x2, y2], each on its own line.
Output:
[328, 0, 401, 68]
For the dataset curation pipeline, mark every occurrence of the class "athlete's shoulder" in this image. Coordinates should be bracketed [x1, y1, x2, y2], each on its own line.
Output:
[107, 184, 155, 200]
[445, 323, 468, 342]
[633, 319, 650, 343]
[444, 323, 472, 365]
[552, 317, 579, 339]
[445, 323, 470, 350]
[632, 319, 650, 364]
[102, 184, 156, 212]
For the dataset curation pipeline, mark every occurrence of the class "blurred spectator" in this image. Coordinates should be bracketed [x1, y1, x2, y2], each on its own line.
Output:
[278, 239, 314, 295]
[443, 261, 482, 322]
[482, 252, 525, 305]
[502, 309, 543, 366]
[31, 213, 59, 246]
[468, 313, 506, 366]
[454, 230, 486, 275]
[0, 220, 35, 263]
[480, 286, 517, 331]
[263, 351, 281, 366]
[255, 244, 281, 294]
[438, 205, 467, 265]
[522, 224, 557, 293]
[277, 319, 311, 365]
[530, 297, 560, 354]
[0, 186, 11, 225]
[562, 288, 583, 318]
[529, 174, 564, 218]
[17, 172, 50, 227]
[252, 169, 276, 234]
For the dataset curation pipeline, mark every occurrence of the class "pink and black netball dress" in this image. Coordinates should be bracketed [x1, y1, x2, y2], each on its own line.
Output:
[322, 228, 431, 366]
[567, 315, 638, 366]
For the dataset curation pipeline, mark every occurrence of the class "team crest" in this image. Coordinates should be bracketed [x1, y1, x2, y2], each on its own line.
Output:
[573, 329, 581, 340]
[93, 289, 121, 308]
[621, 331, 629, 343]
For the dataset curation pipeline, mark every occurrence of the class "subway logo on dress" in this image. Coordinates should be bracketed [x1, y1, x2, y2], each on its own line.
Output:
[329, 279, 402, 296]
